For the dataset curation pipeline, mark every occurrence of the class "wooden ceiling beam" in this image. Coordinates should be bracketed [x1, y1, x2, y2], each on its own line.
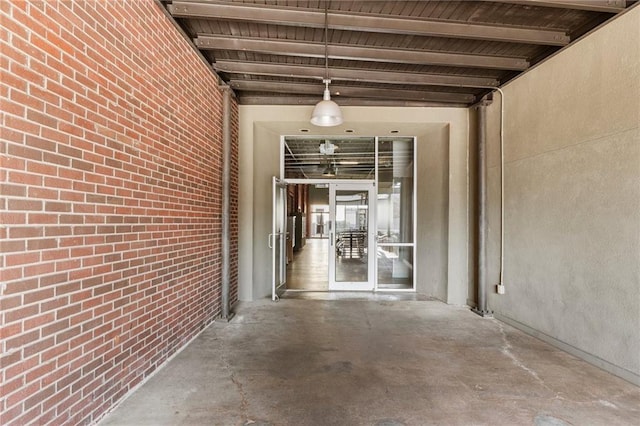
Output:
[196, 35, 530, 71]
[214, 60, 499, 88]
[228, 80, 476, 103]
[168, 1, 569, 46]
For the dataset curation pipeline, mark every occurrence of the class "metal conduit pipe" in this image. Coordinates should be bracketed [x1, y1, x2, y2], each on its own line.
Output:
[472, 87, 506, 301]
[473, 101, 492, 317]
[220, 86, 233, 321]
[496, 88, 506, 295]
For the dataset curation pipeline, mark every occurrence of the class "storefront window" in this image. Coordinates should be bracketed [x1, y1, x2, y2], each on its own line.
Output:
[377, 137, 415, 289]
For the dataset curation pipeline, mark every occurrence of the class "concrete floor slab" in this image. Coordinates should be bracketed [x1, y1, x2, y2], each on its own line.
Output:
[100, 298, 640, 426]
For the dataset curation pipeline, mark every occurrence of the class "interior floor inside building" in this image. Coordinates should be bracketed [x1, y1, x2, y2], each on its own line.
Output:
[286, 238, 413, 292]
[287, 239, 330, 291]
[99, 298, 640, 426]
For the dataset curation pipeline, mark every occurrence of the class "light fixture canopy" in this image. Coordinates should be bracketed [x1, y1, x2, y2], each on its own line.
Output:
[310, 6, 343, 127]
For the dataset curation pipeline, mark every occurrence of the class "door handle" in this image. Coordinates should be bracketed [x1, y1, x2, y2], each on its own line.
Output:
[268, 233, 273, 249]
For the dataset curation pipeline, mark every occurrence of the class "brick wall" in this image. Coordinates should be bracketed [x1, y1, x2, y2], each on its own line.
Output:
[0, 1, 238, 424]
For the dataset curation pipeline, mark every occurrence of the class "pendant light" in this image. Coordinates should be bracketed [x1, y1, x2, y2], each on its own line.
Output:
[310, 4, 343, 127]
[322, 162, 336, 177]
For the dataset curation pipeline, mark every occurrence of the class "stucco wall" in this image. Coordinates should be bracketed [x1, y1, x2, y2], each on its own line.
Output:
[238, 107, 469, 304]
[485, 7, 640, 384]
[416, 125, 450, 301]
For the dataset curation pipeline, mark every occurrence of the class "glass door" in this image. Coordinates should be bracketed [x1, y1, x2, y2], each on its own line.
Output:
[329, 183, 375, 291]
[270, 177, 287, 300]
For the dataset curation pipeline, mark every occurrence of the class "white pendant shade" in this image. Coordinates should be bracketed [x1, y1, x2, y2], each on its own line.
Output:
[310, 86, 343, 127]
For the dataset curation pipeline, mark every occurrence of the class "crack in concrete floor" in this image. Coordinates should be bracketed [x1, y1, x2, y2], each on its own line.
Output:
[496, 320, 547, 387]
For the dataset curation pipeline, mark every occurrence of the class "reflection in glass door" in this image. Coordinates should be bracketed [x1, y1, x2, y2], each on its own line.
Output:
[329, 183, 374, 290]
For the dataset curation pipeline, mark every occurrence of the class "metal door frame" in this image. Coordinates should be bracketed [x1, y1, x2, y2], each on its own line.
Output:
[270, 177, 287, 301]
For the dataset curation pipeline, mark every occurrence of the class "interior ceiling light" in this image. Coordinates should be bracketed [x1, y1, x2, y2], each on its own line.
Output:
[322, 162, 336, 177]
[319, 140, 337, 155]
[310, 5, 343, 127]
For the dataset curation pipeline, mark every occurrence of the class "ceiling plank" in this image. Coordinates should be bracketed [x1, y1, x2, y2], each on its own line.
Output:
[196, 35, 530, 70]
[236, 96, 466, 107]
[168, 1, 569, 46]
[228, 80, 476, 103]
[214, 60, 499, 88]
[490, 0, 626, 13]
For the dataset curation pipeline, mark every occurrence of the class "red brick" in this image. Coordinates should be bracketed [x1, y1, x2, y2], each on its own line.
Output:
[30, 85, 61, 106]
[8, 198, 42, 211]
[11, 61, 46, 87]
[28, 213, 59, 225]
[0, 0, 238, 424]
[25, 361, 57, 384]
[28, 186, 58, 199]
[0, 183, 27, 197]
[23, 312, 56, 331]
[45, 201, 72, 212]
[24, 261, 56, 277]
[39, 272, 69, 287]
[10, 87, 45, 111]
[5, 251, 40, 267]
[42, 319, 70, 338]
[42, 248, 71, 261]
[0, 126, 26, 144]
[0, 321, 23, 340]
[1, 98, 26, 117]
[27, 108, 58, 129]
[4, 114, 40, 135]
[23, 336, 55, 359]
[0, 212, 27, 225]
[24, 383, 56, 411]
[8, 142, 43, 161]
[41, 127, 70, 144]
[24, 287, 55, 304]
[1, 376, 25, 399]
[26, 160, 57, 176]
[0, 68, 28, 92]
[1, 12, 29, 41]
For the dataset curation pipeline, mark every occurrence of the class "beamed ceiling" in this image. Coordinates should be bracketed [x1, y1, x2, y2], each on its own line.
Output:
[163, 0, 636, 107]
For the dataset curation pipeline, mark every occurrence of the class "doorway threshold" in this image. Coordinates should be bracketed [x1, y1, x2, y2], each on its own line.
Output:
[281, 290, 430, 301]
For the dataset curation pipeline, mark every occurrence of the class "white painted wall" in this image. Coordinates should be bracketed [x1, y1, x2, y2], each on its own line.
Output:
[484, 8, 640, 384]
[238, 107, 470, 304]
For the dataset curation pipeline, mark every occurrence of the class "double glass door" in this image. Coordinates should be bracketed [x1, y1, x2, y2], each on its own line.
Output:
[271, 180, 374, 299]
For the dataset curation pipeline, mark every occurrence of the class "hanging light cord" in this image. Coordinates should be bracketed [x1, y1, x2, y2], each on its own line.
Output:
[324, 4, 329, 84]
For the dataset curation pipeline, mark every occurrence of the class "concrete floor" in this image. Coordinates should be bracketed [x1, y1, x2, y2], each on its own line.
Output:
[100, 297, 640, 426]
[287, 239, 329, 291]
